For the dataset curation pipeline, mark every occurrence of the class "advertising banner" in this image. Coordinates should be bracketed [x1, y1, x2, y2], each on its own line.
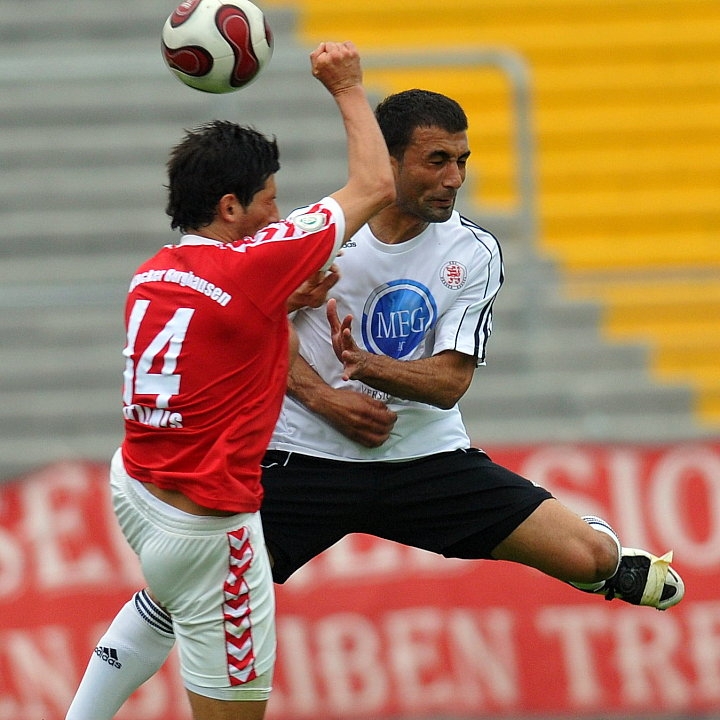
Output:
[0, 443, 718, 719]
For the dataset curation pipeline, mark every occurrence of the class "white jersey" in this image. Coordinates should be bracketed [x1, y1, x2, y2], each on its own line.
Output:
[269, 211, 504, 461]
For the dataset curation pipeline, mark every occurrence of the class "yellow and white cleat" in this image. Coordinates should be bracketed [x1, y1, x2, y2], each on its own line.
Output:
[603, 548, 685, 610]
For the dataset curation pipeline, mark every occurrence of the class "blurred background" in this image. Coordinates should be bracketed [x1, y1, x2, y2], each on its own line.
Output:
[0, 1, 718, 719]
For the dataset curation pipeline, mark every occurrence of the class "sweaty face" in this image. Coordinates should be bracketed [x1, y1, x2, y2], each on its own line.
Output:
[393, 126, 470, 224]
[240, 175, 280, 236]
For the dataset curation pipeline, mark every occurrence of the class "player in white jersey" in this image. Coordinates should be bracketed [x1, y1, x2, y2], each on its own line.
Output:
[274, 211, 500, 461]
[261, 91, 682, 598]
[66, 89, 684, 720]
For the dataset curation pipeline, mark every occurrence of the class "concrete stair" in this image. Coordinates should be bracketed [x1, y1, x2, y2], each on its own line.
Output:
[0, 0, 713, 482]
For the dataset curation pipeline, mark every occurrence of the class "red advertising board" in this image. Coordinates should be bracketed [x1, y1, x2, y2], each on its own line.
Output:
[1, 443, 719, 719]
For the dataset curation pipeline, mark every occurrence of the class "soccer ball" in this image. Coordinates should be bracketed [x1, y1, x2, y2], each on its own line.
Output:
[161, 0, 273, 93]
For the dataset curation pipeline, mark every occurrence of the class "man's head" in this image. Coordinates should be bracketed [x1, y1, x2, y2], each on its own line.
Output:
[166, 120, 280, 233]
[375, 89, 470, 224]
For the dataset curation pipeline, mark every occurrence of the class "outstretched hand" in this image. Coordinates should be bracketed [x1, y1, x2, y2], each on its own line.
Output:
[326, 297, 365, 381]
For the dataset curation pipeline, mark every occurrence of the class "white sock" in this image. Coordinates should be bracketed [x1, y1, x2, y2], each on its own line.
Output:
[571, 515, 623, 592]
[65, 590, 175, 720]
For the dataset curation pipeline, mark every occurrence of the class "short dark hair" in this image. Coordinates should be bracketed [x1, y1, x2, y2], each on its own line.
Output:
[165, 120, 280, 232]
[375, 89, 468, 160]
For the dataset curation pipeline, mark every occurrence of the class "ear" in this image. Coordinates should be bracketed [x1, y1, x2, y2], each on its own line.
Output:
[216, 193, 242, 222]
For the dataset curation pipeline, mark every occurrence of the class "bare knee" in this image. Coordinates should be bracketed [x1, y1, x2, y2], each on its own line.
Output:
[492, 499, 620, 583]
[584, 529, 620, 583]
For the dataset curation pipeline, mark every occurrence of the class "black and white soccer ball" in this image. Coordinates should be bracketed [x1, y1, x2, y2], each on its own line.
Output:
[161, 0, 273, 93]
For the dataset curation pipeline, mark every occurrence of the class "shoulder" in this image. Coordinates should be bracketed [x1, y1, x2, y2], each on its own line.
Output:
[457, 214, 501, 254]
[286, 196, 344, 230]
[429, 212, 502, 261]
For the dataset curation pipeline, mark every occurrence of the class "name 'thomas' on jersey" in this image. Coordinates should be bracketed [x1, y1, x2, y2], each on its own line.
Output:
[270, 211, 503, 461]
[121, 198, 345, 513]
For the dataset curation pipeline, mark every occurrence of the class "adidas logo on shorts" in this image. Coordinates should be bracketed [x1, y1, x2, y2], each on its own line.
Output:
[94, 645, 123, 669]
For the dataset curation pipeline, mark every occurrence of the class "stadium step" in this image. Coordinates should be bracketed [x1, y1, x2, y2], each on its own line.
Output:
[0, 0, 716, 483]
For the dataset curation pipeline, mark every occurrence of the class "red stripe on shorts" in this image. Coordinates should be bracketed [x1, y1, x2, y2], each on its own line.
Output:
[224, 527, 257, 685]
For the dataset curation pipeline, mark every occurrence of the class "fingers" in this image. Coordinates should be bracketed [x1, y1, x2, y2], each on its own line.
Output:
[326, 297, 339, 329]
[310, 41, 361, 94]
[327, 297, 352, 334]
[315, 268, 340, 297]
[334, 390, 397, 447]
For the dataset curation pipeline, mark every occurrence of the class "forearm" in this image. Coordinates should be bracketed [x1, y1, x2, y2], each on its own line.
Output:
[333, 84, 394, 212]
[327, 87, 395, 239]
[288, 354, 397, 447]
[287, 355, 341, 418]
[350, 351, 474, 410]
[309, 42, 394, 239]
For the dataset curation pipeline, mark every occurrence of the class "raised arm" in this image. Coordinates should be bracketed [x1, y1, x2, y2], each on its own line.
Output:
[310, 42, 395, 241]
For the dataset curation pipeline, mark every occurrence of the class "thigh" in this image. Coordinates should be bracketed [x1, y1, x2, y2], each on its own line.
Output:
[112, 461, 275, 698]
[145, 514, 275, 697]
[491, 497, 616, 581]
[374, 449, 553, 559]
[261, 451, 371, 583]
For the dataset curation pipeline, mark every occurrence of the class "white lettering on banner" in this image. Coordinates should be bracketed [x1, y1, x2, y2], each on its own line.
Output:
[317, 613, 387, 714]
[688, 601, 720, 701]
[521, 445, 610, 517]
[520, 445, 720, 570]
[385, 607, 517, 711]
[0, 465, 143, 599]
[447, 609, 517, 705]
[537, 606, 610, 706]
[537, 603, 720, 709]
[0, 501, 22, 598]
[1, 605, 720, 719]
[0, 627, 77, 719]
[270, 608, 516, 718]
[651, 446, 720, 563]
[615, 609, 689, 706]
[21, 471, 113, 589]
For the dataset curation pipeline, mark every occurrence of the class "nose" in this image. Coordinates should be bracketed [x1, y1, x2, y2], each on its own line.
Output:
[444, 162, 464, 189]
[268, 202, 280, 224]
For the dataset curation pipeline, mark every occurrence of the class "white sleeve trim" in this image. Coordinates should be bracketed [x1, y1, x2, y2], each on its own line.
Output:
[318, 196, 346, 271]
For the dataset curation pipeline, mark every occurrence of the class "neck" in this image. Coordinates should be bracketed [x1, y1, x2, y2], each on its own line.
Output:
[368, 207, 428, 245]
[186, 222, 236, 244]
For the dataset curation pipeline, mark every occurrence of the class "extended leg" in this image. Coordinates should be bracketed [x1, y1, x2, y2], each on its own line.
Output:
[492, 499, 684, 610]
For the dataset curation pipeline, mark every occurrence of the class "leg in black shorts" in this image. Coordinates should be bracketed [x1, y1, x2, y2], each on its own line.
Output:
[260, 448, 552, 584]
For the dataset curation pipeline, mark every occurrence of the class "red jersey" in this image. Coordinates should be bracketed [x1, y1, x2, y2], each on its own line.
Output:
[120, 198, 344, 512]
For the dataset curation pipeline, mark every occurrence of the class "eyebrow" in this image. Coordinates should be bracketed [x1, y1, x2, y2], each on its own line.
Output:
[428, 149, 471, 161]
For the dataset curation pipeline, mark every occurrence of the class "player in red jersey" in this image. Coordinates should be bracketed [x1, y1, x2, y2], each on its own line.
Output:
[66, 41, 394, 720]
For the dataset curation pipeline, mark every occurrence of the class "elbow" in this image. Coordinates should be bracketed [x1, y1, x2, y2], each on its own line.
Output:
[435, 395, 460, 411]
[434, 388, 463, 410]
[434, 377, 472, 410]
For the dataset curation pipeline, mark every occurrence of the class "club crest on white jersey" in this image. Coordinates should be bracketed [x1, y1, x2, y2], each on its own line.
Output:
[361, 279, 437, 359]
[439, 260, 468, 289]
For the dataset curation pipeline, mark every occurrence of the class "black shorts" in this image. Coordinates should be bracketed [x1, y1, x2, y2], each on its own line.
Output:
[260, 448, 553, 584]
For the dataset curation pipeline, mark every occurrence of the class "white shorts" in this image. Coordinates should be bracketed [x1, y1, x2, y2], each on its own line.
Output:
[110, 449, 276, 700]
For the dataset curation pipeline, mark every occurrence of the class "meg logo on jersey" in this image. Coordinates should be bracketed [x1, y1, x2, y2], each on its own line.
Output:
[361, 279, 437, 359]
